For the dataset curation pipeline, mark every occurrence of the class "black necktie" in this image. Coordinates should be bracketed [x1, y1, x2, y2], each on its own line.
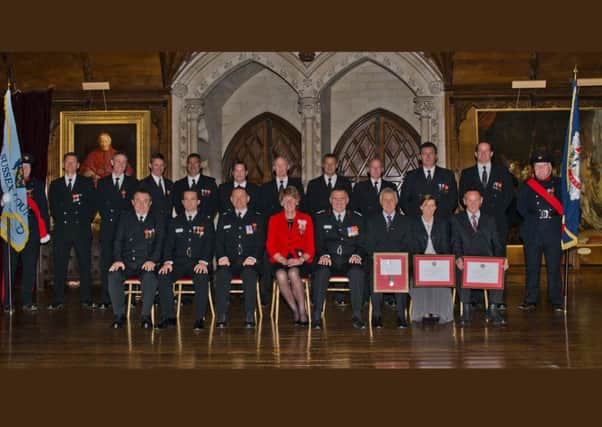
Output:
[426, 170, 432, 183]
[278, 180, 284, 192]
[386, 215, 393, 230]
[115, 177, 120, 190]
[67, 178, 73, 192]
[237, 212, 242, 219]
[139, 215, 144, 223]
[191, 178, 196, 189]
[337, 214, 343, 224]
[374, 181, 379, 193]
[327, 177, 333, 190]
[188, 215, 192, 223]
[482, 166, 488, 187]
[159, 178, 164, 195]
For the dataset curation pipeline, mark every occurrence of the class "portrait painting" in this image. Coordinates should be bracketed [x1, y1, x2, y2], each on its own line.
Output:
[59, 110, 151, 185]
[476, 108, 602, 235]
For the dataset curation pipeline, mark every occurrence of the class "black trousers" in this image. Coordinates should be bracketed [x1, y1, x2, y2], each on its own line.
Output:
[524, 232, 562, 306]
[99, 224, 117, 305]
[215, 263, 258, 317]
[2, 237, 40, 307]
[260, 252, 273, 303]
[108, 267, 158, 320]
[52, 231, 92, 304]
[157, 262, 210, 321]
[312, 263, 365, 319]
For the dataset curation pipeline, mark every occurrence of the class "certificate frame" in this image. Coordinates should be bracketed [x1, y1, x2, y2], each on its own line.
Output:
[373, 252, 409, 293]
[413, 254, 456, 288]
[461, 256, 505, 289]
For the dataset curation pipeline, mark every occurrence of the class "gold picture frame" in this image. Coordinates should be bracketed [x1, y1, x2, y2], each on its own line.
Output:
[59, 110, 151, 181]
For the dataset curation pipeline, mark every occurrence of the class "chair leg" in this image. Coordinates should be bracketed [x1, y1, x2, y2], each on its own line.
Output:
[256, 281, 263, 320]
[304, 279, 311, 324]
[408, 298, 412, 319]
[484, 290, 489, 311]
[270, 281, 276, 319]
[275, 281, 280, 324]
[126, 285, 133, 320]
[151, 305, 155, 325]
[208, 286, 215, 319]
[176, 283, 182, 319]
[368, 300, 373, 323]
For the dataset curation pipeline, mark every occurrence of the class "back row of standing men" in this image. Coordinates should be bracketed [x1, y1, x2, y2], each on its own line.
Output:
[2, 141, 561, 330]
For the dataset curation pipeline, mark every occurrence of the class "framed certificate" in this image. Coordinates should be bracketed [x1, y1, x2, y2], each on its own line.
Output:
[373, 252, 409, 293]
[414, 255, 455, 287]
[462, 256, 505, 289]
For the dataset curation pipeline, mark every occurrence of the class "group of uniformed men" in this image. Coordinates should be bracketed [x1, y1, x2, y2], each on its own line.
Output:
[1, 140, 564, 331]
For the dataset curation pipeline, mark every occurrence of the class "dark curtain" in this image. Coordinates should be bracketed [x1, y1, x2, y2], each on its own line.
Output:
[0, 88, 53, 180]
[0, 88, 53, 304]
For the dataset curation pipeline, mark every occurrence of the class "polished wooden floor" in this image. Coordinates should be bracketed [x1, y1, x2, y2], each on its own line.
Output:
[1, 267, 601, 368]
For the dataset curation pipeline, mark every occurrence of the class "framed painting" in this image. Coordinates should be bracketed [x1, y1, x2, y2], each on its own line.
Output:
[59, 110, 151, 184]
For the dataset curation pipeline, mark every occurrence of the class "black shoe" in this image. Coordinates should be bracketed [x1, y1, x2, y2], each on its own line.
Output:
[396, 316, 409, 329]
[111, 317, 125, 328]
[384, 299, 397, 309]
[311, 319, 322, 329]
[518, 302, 536, 311]
[141, 317, 153, 329]
[297, 318, 309, 327]
[97, 303, 110, 310]
[459, 303, 472, 326]
[22, 304, 38, 312]
[155, 319, 169, 329]
[371, 316, 383, 328]
[216, 313, 227, 328]
[486, 305, 507, 326]
[552, 304, 564, 313]
[193, 319, 205, 330]
[352, 316, 366, 329]
[47, 303, 64, 311]
[497, 303, 507, 311]
[422, 315, 440, 324]
[81, 302, 95, 310]
[334, 298, 347, 307]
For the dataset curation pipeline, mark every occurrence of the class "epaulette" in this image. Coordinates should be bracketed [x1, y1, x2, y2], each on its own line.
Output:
[316, 209, 326, 215]
[352, 210, 362, 216]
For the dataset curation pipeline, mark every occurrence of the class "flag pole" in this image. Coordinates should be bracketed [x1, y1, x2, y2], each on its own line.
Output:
[563, 65, 578, 315]
[7, 216, 13, 315]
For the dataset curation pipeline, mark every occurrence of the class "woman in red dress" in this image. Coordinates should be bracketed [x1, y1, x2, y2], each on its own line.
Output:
[266, 186, 314, 325]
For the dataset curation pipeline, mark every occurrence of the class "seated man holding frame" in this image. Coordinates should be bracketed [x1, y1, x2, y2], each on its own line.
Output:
[450, 188, 508, 326]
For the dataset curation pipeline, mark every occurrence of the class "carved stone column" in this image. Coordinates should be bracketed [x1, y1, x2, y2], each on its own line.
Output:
[299, 96, 321, 183]
[414, 96, 435, 143]
[181, 98, 204, 174]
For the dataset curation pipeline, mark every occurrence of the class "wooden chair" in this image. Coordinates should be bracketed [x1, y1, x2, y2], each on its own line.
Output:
[320, 276, 351, 318]
[172, 277, 215, 320]
[229, 277, 263, 322]
[123, 277, 156, 323]
[270, 277, 311, 324]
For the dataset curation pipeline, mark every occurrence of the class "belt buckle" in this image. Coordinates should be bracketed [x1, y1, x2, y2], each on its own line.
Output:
[186, 247, 192, 258]
[539, 210, 550, 220]
[237, 244, 243, 256]
[337, 245, 342, 256]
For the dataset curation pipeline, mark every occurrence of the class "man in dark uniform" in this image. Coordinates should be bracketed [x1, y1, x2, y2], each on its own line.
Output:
[517, 150, 563, 312]
[95, 151, 138, 309]
[312, 188, 366, 329]
[306, 153, 353, 306]
[172, 153, 218, 221]
[48, 152, 96, 310]
[451, 188, 508, 326]
[218, 161, 261, 214]
[1, 153, 50, 312]
[157, 190, 215, 330]
[259, 155, 306, 304]
[365, 188, 410, 328]
[214, 187, 265, 328]
[459, 141, 515, 310]
[400, 142, 458, 218]
[349, 157, 398, 218]
[108, 189, 163, 328]
[138, 152, 174, 223]
[306, 153, 352, 215]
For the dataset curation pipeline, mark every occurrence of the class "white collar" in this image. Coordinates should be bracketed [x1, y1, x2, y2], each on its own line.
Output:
[477, 162, 491, 171]
[333, 209, 345, 220]
[324, 174, 337, 184]
[467, 210, 481, 221]
[423, 166, 436, 175]
[65, 175, 76, 185]
[136, 212, 147, 221]
[236, 208, 248, 218]
[112, 173, 124, 181]
[185, 211, 197, 221]
[383, 210, 395, 220]
[152, 174, 163, 184]
[371, 178, 381, 186]
[233, 180, 247, 188]
[188, 174, 200, 183]
[276, 176, 288, 186]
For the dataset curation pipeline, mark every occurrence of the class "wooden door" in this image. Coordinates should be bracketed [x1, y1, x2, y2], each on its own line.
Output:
[223, 113, 301, 184]
[334, 109, 421, 189]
